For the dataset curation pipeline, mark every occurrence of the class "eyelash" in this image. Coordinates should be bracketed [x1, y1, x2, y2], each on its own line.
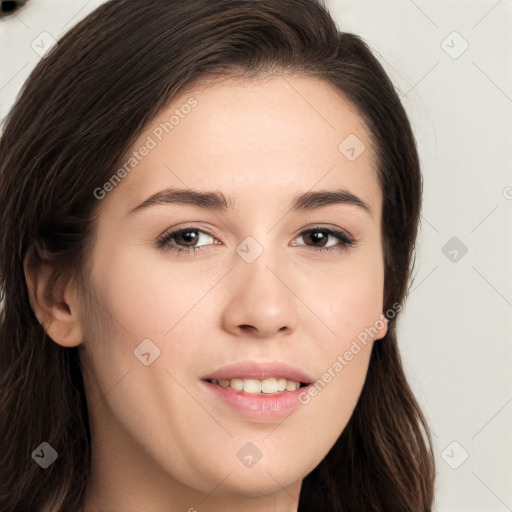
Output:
[156, 226, 355, 255]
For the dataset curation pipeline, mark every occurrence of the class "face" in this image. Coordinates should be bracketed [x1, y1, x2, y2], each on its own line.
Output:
[78, 74, 387, 510]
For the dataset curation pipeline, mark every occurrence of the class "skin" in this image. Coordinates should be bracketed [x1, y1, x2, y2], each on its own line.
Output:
[26, 74, 387, 512]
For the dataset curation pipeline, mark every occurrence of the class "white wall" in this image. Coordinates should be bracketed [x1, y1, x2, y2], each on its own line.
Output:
[1, 1, 511, 510]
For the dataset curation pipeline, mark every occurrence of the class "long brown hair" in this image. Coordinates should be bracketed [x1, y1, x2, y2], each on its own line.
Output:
[0, 0, 435, 510]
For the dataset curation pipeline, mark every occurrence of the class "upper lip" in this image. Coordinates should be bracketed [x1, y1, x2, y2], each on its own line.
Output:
[202, 361, 314, 384]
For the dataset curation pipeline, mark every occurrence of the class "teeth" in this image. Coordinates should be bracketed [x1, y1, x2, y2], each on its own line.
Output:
[209, 377, 302, 394]
[261, 378, 277, 394]
[230, 378, 244, 391]
[244, 379, 262, 394]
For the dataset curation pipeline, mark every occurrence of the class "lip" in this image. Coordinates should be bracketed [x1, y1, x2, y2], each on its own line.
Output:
[202, 361, 314, 384]
[201, 361, 314, 422]
[201, 379, 312, 422]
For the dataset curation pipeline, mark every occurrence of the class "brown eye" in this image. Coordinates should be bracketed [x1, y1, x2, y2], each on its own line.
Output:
[156, 227, 218, 254]
[173, 230, 200, 247]
[303, 230, 330, 247]
[295, 228, 355, 253]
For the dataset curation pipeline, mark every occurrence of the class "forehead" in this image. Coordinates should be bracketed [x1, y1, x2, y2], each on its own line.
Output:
[102, 74, 381, 215]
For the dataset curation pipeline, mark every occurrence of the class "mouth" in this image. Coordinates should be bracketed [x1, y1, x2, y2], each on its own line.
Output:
[201, 361, 314, 421]
[203, 377, 309, 394]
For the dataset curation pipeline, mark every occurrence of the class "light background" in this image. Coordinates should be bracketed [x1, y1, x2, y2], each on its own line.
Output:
[1, 1, 511, 510]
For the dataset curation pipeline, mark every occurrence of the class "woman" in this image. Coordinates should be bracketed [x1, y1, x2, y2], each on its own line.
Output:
[0, 0, 435, 510]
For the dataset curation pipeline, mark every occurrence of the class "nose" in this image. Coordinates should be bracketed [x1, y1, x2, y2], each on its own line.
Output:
[220, 248, 299, 339]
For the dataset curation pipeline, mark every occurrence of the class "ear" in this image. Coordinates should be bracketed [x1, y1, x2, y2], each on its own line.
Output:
[23, 258, 83, 347]
[374, 312, 388, 341]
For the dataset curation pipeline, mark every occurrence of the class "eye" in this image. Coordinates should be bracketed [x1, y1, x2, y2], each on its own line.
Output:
[156, 226, 355, 254]
[292, 227, 355, 253]
[156, 227, 217, 254]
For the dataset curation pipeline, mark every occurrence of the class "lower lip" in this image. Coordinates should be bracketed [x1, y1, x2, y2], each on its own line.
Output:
[202, 380, 311, 422]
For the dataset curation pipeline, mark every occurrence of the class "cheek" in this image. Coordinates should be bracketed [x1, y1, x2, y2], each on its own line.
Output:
[330, 277, 384, 342]
[295, 253, 383, 427]
[89, 242, 217, 340]
[301, 254, 385, 344]
[291, 325, 374, 474]
[83, 243, 219, 397]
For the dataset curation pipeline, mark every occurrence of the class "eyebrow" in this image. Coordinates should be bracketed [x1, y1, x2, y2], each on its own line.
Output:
[126, 187, 373, 218]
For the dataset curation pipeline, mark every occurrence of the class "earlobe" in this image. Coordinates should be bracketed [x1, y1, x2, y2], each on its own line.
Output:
[375, 312, 388, 341]
[23, 258, 84, 348]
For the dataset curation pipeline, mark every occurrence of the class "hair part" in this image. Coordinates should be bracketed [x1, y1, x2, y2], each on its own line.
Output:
[0, 1, 434, 510]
